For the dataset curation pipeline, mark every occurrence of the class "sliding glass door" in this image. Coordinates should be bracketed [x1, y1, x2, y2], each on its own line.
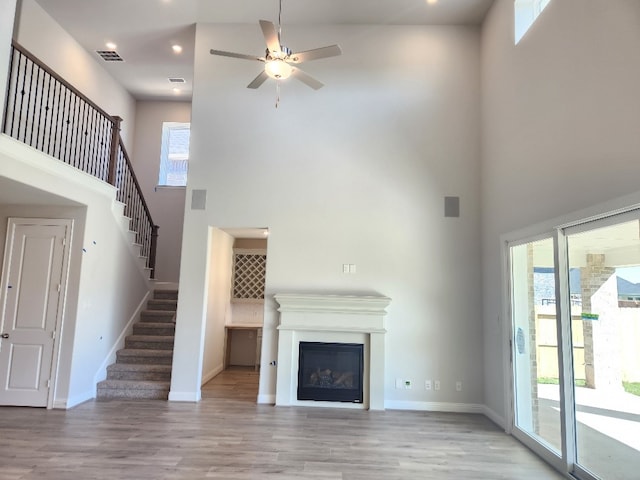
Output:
[565, 216, 640, 480]
[510, 237, 562, 455]
[509, 211, 640, 480]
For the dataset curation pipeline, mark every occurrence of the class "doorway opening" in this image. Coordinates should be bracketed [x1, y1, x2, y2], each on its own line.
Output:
[201, 227, 268, 402]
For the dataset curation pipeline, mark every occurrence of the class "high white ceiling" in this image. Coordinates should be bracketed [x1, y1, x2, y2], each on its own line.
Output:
[35, 0, 495, 100]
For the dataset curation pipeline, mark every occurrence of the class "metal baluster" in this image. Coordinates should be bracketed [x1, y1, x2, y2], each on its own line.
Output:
[16, 50, 29, 141]
[42, 72, 52, 155]
[79, 100, 87, 172]
[52, 79, 62, 159]
[30, 62, 42, 148]
[62, 87, 71, 163]
[88, 109, 97, 175]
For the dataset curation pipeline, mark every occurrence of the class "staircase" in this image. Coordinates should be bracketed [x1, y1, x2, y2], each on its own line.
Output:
[97, 289, 178, 400]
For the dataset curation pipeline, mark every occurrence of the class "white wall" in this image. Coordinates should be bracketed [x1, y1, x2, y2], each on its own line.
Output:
[0, 135, 150, 407]
[481, 0, 640, 423]
[201, 227, 233, 384]
[14, 0, 137, 146]
[131, 101, 190, 282]
[172, 23, 483, 407]
[0, 0, 18, 114]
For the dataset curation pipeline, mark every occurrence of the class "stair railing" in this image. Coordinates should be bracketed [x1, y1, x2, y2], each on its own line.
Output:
[2, 41, 158, 278]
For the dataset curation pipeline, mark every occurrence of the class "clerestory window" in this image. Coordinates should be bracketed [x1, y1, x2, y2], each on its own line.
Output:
[515, 0, 552, 44]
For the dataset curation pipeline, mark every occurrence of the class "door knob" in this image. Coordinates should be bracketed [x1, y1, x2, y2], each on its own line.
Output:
[0, 333, 8, 339]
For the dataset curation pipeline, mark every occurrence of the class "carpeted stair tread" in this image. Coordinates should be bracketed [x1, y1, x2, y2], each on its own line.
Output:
[146, 299, 178, 311]
[97, 379, 170, 400]
[116, 348, 174, 365]
[125, 335, 175, 350]
[140, 310, 176, 323]
[133, 322, 175, 335]
[153, 289, 178, 300]
[108, 363, 172, 373]
[107, 362, 172, 381]
[98, 379, 170, 390]
[117, 348, 173, 357]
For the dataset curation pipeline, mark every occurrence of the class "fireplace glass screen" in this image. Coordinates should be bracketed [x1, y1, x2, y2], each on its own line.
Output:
[297, 342, 364, 403]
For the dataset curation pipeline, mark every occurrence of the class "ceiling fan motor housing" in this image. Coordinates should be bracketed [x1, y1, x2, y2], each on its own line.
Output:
[266, 46, 292, 61]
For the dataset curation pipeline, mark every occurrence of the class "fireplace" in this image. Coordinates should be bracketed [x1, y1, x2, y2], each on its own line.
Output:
[297, 342, 364, 403]
[274, 293, 391, 410]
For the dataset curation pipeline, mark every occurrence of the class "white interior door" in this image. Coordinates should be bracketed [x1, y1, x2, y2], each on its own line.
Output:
[0, 218, 71, 407]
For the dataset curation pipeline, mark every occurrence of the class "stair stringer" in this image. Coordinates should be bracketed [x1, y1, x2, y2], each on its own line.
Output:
[112, 200, 154, 280]
[92, 289, 152, 393]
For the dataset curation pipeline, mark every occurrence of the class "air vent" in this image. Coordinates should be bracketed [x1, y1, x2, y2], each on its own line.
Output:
[96, 50, 124, 62]
[168, 78, 186, 84]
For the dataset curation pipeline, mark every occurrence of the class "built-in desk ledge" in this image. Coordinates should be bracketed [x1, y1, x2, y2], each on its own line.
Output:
[230, 298, 265, 304]
[274, 293, 391, 410]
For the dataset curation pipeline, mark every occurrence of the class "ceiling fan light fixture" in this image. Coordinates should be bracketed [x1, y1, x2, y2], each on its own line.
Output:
[265, 59, 292, 80]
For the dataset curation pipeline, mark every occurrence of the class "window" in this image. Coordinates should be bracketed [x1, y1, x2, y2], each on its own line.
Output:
[158, 122, 190, 187]
[515, 0, 552, 44]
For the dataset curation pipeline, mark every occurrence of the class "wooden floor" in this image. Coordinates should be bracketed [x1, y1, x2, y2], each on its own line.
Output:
[0, 367, 564, 479]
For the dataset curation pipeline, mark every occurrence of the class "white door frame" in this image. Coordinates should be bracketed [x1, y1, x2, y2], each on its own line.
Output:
[0, 217, 73, 408]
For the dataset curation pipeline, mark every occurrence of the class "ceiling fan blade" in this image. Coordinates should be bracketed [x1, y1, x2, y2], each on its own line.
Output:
[247, 70, 269, 89]
[289, 45, 342, 64]
[210, 49, 264, 62]
[259, 20, 281, 54]
[291, 67, 324, 90]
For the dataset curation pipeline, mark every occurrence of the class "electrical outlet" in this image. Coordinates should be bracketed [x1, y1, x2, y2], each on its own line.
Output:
[434, 380, 441, 391]
[456, 381, 462, 392]
[425, 380, 432, 390]
[395, 378, 404, 389]
[404, 379, 412, 390]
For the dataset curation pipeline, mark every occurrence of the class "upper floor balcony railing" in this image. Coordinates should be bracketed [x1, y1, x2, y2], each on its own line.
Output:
[2, 41, 157, 278]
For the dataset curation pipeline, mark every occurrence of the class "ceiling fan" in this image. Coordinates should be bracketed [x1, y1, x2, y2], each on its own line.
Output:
[209, 1, 342, 90]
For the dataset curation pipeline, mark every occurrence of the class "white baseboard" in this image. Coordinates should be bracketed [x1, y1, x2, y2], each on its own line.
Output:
[384, 400, 485, 413]
[482, 405, 506, 430]
[169, 390, 202, 402]
[201, 364, 224, 385]
[57, 390, 94, 409]
[257, 394, 275, 404]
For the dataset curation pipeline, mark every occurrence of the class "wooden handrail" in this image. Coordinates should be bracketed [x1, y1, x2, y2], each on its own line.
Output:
[117, 138, 155, 226]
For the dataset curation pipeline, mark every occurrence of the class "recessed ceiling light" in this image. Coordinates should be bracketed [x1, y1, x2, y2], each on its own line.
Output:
[172, 87, 181, 94]
[172, 44, 183, 54]
[105, 42, 117, 50]
[426, 0, 438, 4]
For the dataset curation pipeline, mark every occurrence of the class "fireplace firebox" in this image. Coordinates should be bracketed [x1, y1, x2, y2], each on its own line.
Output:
[297, 342, 364, 403]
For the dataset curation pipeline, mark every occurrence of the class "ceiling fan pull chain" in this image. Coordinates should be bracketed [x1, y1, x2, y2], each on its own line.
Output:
[275, 80, 281, 108]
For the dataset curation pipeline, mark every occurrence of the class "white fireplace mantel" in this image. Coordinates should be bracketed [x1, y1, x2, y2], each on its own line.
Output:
[274, 293, 391, 410]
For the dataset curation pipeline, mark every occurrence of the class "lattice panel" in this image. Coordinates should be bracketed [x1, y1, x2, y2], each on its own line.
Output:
[233, 253, 266, 299]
